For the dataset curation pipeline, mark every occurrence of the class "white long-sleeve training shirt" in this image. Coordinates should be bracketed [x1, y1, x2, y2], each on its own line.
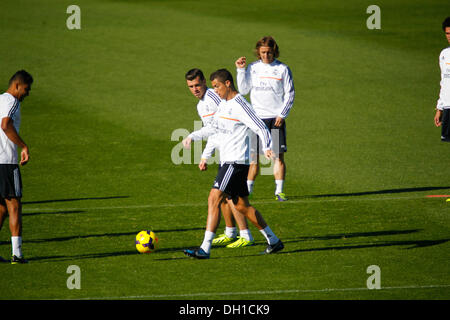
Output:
[0, 92, 21, 164]
[437, 47, 450, 110]
[188, 93, 272, 164]
[196, 88, 221, 160]
[236, 59, 295, 119]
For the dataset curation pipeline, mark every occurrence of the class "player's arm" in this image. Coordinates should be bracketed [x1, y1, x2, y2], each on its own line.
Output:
[237, 100, 274, 160]
[198, 139, 216, 171]
[235, 57, 252, 95]
[435, 109, 443, 127]
[435, 51, 447, 127]
[275, 66, 295, 127]
[201, 139, 215, 160]
[1, 117, 29, 165]
[182, 123, 217, 149]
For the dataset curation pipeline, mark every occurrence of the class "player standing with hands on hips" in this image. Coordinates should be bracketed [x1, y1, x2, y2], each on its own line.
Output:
[0, 70, 32, 264]
[235, 36, 295, 201]
[434, 17, 450, 142]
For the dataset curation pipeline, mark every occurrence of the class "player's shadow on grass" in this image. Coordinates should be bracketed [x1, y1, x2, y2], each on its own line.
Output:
[2, 227, 205, 245]
[274, 229, 448, 254]
[27, 245, 201, 262]
[288, 186, 450, 199]
[286, 229, 421, 241]
[22, 210, 86, 217]
[27, 251, 139, 262]
[22, 195, 130, 205]
[156, 229, 446, 261]
[279, 238, 450, 255]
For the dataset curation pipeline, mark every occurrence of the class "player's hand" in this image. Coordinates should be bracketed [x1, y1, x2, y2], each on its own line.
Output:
[434, 110, 443, 127]
[20, 145, 29, 166]
[274, 116, 284, 127]
[199, 159, 208, 171]
[264, 149, 275, 160]
[235, 57, 246, 69]
[182, 136, 192, 149]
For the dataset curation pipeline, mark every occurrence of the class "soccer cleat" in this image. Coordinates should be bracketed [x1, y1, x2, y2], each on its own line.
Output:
[212, 234, 237, 246]
[275, 193, 288, 201]
[183, 248, 210, 259]
[226, 237, 255, 248]
[262, 240, 284, 254]
[11, 255, 28, 264]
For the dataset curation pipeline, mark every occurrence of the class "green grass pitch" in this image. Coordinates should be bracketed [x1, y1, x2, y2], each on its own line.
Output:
[0, 0, 449, 300]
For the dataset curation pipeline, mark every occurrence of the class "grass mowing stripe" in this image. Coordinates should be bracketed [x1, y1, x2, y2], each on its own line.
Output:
[75, 284, 450, 300]
[22, 194, 440, 213]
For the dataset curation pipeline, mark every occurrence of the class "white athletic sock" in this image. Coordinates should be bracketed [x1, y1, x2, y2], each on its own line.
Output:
[259, 226, 279, 245]
[247, 180, 254, 194]
[11, 236, 22, 258]
[200, 231, 215, 254]
[225, 227, 237, 238]
[239, 229, 254, 241]
[275, 180, 284, 195]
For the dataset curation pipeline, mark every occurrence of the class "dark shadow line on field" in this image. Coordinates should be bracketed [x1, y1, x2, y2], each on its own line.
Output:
[27, 245, 202, 262]
[282, 229, 421, 242]
[24, 238, 449, 263]
[27, 251, 138, 262]
[3, 227, 205, 245]
[188, 238, 450, 261]
[22, 210, 86, 216]
[288, 186, 450, 199]
[278, 239, 450, 255]
[22, 196, 130, 205]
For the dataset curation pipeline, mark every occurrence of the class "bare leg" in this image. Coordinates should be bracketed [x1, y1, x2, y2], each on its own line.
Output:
[206, 188, 225, 233]
[5, 197, 25, 260]
[228, 196, 282, 252]
[5, 198, 22, 236]
[247, 161, 259, 182]
[0, 198, 7, 231]
[227, 196, 267, 230]
[221, 200, 249, 230]
[220, 201, 235, 228]
[233, 210, 249, 231]
[273, 153, 285, 180]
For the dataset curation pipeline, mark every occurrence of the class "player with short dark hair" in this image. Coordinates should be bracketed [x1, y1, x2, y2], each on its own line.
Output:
[182, 68, 284, 259]
[442, 17, 450, 32]
[434, 17, 450, 141]
[0, 70, 32, 264]
[185, 68, 206, 82]
[235, 36, 295, 201]
[184, 68, 255, 248]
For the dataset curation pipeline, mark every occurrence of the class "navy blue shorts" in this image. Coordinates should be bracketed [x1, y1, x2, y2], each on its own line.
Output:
[249, 118, 287, 158]
[441, 109, 450, 142]
[212, 163, 249, 199]
[0, 164, 22, 198]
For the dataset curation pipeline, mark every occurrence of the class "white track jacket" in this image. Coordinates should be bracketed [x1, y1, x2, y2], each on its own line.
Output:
[437, 47, 450, 110]
[236, 59, 295, 119]
[188, 93, 272, 164]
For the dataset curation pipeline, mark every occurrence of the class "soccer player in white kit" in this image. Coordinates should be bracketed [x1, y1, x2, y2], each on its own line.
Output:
[182, 69, 284, 259]
[235, 36, 295, 201]
[434, 17, 450, 141]
[184, 68, 255, 248]
[0, 70, 32, 264]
